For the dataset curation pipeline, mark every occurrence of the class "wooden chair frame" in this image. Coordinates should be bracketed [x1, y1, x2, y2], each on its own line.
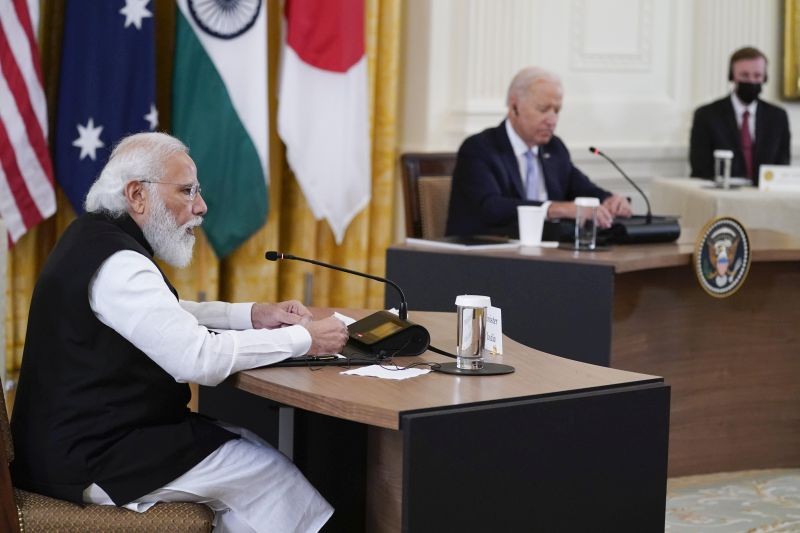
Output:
[400, 152, 457, 238]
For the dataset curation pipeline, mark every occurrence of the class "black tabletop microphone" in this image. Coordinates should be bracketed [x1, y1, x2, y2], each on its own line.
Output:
[265, 251, 408, 319]
[587, 147, 681, 244]
[265, 251, 430, 358]
[589, 146, 652, 223]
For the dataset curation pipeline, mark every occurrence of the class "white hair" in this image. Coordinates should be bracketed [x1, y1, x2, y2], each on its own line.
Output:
[506, 67, 562, 106]
[84, 132, 189, 216]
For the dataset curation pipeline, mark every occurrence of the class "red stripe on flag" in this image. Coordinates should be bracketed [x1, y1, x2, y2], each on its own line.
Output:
[12, 0, 45, 87]
[285, 0, 364, 73]
[0, 116, 41, 230]
[0, 9, 54, 187]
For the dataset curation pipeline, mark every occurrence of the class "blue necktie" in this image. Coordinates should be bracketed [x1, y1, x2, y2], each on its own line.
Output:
[525, 149, 539, 200]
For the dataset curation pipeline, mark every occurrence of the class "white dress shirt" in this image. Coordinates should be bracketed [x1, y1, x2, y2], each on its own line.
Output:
[730, 93, 757, 140]
[505, 120, 552, 214]
[88, 250, 312, 386]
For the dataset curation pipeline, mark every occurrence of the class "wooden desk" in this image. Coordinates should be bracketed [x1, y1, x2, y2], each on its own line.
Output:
[201, 311, 669, 532]
[650, 177, 800, 240]
[386, 230, 800, 477]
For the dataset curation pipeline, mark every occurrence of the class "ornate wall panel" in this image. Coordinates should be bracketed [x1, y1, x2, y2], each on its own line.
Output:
[401, 0, 798, 195]
[569, 0, 653, 72]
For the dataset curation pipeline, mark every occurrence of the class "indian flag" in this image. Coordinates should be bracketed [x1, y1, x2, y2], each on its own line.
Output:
[172, 0, 268, 258]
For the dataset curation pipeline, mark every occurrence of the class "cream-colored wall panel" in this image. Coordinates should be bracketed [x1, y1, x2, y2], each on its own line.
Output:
[692, 0, 781, 104]
[400, 0, 799, 177]
[444, 0, 543, 141]
[570, 0, 653, 72]
[462, 0, 539, 101]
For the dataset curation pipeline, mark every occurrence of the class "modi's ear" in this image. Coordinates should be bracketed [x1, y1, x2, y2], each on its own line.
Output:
[124, 180, 147, 215]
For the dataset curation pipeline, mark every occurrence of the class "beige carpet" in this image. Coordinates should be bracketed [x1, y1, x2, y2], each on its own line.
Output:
[665, 469, 800, 532]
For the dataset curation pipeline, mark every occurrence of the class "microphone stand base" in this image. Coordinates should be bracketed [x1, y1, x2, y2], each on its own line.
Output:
[433, 362, 515, 376]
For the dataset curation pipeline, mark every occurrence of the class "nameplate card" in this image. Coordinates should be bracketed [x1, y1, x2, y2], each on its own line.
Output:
[759, 165, 800, 192]
[484, 306, 503, 355]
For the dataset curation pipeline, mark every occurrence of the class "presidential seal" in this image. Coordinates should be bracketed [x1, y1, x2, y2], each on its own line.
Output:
[694, 217, 751, 298]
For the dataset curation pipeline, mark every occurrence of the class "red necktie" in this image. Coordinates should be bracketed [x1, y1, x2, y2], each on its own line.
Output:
[741, 110, 753, 178]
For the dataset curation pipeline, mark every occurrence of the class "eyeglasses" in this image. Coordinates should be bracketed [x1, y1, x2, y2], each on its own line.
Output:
[139, 180, 202, 202]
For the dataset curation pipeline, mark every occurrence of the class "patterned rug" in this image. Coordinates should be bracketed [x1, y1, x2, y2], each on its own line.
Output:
[665, 469, 800, 532]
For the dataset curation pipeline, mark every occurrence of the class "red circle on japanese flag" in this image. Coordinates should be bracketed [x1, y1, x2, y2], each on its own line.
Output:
[285, 0, 364, 73]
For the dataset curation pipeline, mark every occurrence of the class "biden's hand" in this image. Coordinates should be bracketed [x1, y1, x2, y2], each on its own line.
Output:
[602, 194, 632, 218]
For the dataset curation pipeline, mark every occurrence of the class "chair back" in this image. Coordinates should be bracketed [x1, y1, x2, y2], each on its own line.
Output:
[400, 153, 457, 239]
[0, 380, 20, 532]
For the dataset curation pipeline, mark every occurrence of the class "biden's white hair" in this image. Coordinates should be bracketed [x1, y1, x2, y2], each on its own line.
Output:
[84, 132, 189, 217]
[506, 67, 562, 106]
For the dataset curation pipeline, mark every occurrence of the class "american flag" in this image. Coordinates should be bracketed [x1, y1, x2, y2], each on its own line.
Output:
[0, 0, 56, 245]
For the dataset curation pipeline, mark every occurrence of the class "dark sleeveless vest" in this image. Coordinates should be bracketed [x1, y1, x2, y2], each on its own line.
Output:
[10, 213, 236, 505]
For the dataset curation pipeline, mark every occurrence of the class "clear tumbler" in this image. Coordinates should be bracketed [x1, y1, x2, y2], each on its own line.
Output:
[574, 197, 599, 250]
[455, 295, 491, 370]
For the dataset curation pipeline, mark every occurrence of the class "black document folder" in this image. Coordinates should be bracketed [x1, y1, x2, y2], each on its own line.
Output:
[270, 342, 385, 368]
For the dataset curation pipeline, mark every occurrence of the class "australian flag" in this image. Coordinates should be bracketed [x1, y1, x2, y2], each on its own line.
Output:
[54, 0, 156, 213]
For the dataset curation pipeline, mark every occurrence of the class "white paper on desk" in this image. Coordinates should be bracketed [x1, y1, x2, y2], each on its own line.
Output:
[333, 311, 356, 326]
[340, 365, 430, 380]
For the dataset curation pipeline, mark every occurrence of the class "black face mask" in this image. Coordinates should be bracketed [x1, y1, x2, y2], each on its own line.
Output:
[735, 82, 762, 104]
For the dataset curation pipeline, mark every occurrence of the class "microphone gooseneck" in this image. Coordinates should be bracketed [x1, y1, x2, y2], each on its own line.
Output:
[265, 251, 409, 320]
[589, 147, 652, 224]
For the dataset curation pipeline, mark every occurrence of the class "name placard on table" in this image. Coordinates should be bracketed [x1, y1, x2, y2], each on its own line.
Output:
[758, 165, 800, 192]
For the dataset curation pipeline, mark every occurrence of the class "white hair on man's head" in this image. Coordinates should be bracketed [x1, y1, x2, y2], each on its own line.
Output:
[84, 132, 188, 216]
[506, 67, 562, 106]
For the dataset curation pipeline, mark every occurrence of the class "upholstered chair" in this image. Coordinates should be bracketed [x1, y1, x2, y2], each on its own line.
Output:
[0, 377, 213, 532]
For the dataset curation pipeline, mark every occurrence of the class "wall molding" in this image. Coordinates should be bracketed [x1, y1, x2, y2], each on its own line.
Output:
[399, 0, 800, 227]
[569, 0, 654, 72]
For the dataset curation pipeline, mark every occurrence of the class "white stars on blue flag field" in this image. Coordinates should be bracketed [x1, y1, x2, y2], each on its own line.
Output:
[119, 0, 152, 30]
[72, 118, 105, 161]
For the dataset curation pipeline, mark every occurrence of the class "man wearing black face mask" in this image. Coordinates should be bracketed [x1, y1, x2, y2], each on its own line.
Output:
[689, 46, 790, 185]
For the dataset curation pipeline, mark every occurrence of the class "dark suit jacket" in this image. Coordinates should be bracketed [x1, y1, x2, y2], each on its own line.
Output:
[689, 96, 790, 184]
[445, 121, 611, 237]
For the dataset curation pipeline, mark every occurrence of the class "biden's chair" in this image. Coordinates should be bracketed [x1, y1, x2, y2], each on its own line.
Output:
[400, 152, 457, 239]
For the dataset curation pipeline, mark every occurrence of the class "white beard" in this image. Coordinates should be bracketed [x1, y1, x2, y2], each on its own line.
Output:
[142, 193, 202, 268]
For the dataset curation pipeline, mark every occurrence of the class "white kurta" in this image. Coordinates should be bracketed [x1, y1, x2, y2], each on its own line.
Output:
[82, 250, 332, 532]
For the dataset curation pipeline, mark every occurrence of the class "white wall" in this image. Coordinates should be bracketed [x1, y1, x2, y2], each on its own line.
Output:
[399, 0, 799, 214]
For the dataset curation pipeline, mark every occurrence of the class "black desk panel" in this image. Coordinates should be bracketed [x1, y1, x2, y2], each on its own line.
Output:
[402, 383, 669, 532]
[386, 248, 614, 366]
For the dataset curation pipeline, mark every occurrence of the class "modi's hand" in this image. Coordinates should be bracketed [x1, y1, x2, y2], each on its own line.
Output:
[304, 315, 349, 355]
[251, 300, 313, 329]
